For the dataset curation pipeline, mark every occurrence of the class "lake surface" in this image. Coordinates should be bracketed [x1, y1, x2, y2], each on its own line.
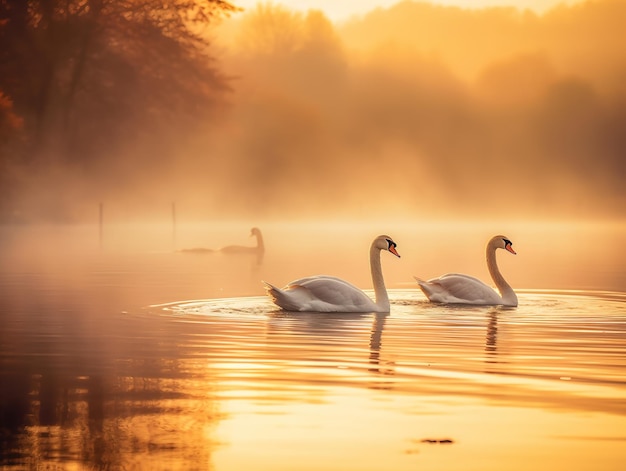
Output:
[1, 221, 625, 470]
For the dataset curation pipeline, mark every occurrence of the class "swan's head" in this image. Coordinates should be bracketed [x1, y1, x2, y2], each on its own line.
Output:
[250, 227, 261, 236]
[492, 235, 516, 255]
[376, 235, 400, 258]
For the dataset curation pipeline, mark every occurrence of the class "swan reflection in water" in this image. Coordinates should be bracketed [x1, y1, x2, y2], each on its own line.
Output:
[180, 227, 265, 263]
[485, 309, 498, 359]
[265, 310, 396, 386]
[368, 312, 395, 377]
[484, 305, 517, 371]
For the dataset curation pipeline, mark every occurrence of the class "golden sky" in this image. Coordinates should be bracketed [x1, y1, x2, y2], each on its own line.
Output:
[233, 0, 584, 21]
[203, 0, 625, 221]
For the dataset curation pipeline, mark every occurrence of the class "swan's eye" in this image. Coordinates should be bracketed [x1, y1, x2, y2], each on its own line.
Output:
[503, 238, 512, 247]
[386, 239, 396, 249]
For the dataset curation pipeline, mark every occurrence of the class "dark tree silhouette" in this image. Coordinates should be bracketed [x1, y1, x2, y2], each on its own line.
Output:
[0, 0, 238, 220]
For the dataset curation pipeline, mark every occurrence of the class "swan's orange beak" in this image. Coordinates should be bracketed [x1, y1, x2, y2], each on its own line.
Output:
[389, 246, 400, 258]
[505, 244, 516, 255]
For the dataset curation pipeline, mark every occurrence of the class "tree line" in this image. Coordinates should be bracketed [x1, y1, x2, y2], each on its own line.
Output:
[0, 0, 238, 221]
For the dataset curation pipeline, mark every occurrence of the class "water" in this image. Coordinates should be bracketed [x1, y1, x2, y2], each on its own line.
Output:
[1, 221, 625, 470]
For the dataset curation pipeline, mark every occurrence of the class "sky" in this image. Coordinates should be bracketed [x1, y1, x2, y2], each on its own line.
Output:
[232, 0, 584, 22]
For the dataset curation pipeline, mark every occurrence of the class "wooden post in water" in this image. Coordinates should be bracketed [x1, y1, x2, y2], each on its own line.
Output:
[99, 202, 104, 249]
[171, 201, 177, 250]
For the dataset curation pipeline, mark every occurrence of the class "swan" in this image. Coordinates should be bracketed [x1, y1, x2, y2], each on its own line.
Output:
[180, 227, 264, 254]
[263, 235, 400, 313]
[220, 227, 265, 254]
[414, 235, 518, 307]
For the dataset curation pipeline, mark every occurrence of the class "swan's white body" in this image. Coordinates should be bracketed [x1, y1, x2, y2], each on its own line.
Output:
[264, 235, 400, 313]
[220, 227, 265, 254]
[415, 235, 518, 307]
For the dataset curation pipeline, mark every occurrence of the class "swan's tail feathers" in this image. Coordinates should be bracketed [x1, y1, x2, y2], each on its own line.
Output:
[262, 281, 279, 292]
[262, 281, 285, 307]
[262, 281, 279, 298]
[413, 276, 435, 301]
[262, 281, 302, 311]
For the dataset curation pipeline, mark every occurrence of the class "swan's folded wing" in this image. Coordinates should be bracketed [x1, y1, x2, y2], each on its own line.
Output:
[419, 273, 502, 304]
[296, 276, 374, 308]
[264, 276, 377, 312]
[263, 281, 316, 311]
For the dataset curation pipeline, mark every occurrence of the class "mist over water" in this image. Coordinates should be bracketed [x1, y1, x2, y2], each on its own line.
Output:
[2, 219, 624, 301]
[185, 0, 625, 220]
[2, 0, 625, 222]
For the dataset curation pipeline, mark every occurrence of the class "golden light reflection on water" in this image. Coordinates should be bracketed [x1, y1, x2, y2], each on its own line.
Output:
[213, 394, 626, 471]
[163, 291, 626, 471]
[1, 289, 625, 470]
[0, 222, 625, 470]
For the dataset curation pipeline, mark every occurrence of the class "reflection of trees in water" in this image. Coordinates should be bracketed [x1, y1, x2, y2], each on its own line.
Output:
[0, 368, 111, 467]
[0, 317, 222, 469]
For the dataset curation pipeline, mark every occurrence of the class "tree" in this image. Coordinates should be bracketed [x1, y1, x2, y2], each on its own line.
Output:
[0, 0, 239, 220]
[0, 91, 24, 219]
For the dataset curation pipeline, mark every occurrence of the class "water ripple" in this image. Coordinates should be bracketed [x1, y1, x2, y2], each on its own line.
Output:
[140, 289, 626, 415]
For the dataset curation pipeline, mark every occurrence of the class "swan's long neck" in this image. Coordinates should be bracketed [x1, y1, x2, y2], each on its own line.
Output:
[486, 243, 517, 307]
[254, 231, 265, 251]
[370, 243, 389, 311]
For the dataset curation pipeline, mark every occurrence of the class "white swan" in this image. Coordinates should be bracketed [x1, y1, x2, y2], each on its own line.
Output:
[180, 227, 265, 254]
[220, 227, 265, 254]
[414, 235, 518, 307]
[264, 235, 400, 313]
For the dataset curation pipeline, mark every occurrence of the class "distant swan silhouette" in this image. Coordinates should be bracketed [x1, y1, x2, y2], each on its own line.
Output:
[220, 227, 265, 254]
[264, 235, 400, 313]
[414, 235, 518, 307]
[180, 227, 264, 254]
